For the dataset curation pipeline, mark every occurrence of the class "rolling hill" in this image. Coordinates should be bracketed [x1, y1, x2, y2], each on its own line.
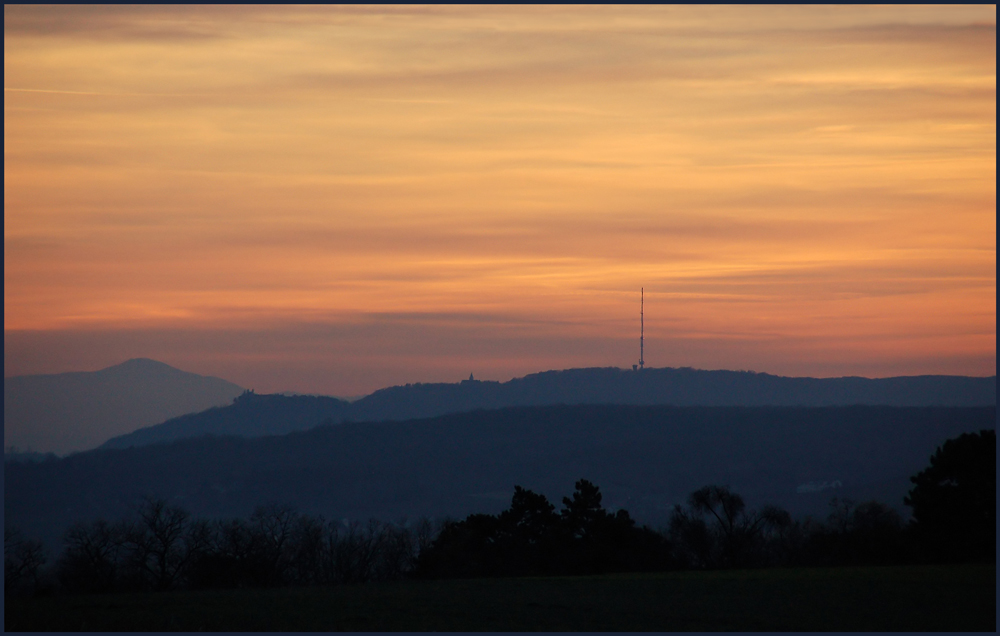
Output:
[101, 367, 995, 450]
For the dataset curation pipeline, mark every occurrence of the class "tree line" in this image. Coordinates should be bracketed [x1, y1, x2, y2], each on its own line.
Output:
[5, 430, 993, 596]
[7, 501, 437, 596]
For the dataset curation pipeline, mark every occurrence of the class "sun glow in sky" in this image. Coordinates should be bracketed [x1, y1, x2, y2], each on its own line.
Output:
[4, 6, 996, 395]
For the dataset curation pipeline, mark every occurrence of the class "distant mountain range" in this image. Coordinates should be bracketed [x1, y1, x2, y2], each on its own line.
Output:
[8, 404, 994, 552]
[101, 367, 996, 450]
[4, 359, 244, 455]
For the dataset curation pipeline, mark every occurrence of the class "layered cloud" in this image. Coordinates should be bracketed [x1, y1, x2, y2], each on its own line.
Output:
[4, 6, 995, 393]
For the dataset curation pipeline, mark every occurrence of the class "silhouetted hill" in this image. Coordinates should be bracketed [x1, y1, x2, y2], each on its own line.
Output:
[7, 405, 994, 553]
[352, 367, 996, 417]
[101, 391, 352, 449]
[101, 367, 995, 449]
[3, 449, 59, 464]
[4, 359, 245, 455]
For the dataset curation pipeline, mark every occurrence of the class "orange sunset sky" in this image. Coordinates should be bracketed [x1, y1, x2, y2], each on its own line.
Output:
[4, 6, 996, 396]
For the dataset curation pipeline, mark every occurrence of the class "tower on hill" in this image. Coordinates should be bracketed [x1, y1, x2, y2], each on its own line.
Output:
[633, 288, 645, 371]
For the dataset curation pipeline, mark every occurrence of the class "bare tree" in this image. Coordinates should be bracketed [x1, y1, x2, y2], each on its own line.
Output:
[287, 514, 327, 585]
[372, 521, 416, 581]
[668, 505, 713, 568]
[248, 504, 298, 586]
[57, 519, 128, 593]
[5, 527, 46, 595]
[125, 497, 202, 591]
[676, 485, 791, 568]
[326, 519, 391, 584]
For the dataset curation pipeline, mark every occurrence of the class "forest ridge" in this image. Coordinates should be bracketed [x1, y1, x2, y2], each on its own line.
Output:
[101, 364, 996, 450]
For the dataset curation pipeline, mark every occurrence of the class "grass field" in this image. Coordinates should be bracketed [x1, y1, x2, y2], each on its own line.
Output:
[5, 563, 995, 631]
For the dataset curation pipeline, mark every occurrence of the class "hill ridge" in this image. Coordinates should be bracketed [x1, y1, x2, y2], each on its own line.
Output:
[100, 366, 996, 450]
[4, 359, 245, 455]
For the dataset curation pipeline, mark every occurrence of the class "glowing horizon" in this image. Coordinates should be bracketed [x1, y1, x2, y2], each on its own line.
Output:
[4, 6, 995, 395]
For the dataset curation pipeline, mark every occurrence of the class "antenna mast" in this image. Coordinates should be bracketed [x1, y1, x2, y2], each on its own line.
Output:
[639, 287, 645, 370]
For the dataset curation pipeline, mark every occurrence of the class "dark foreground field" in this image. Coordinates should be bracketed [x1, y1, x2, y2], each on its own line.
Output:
[6, 564, 994, 631]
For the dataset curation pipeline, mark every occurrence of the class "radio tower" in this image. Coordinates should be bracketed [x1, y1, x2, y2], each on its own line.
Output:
[639, 287, 645, 370]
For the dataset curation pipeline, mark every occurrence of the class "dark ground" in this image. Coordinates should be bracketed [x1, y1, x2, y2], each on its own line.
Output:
[5, 563, 995, 631]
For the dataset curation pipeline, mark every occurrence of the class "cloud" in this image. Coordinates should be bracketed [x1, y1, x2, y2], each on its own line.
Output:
[4, 6, 994, 388]
[3, 5, 242, 41]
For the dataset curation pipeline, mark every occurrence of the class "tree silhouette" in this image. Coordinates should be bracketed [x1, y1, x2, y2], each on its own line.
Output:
[502, 486, 558, 539]
[57, 519, 128, 593]
[559, 479, 657, 574]
[805, 498, 908, 566]
[124, 497, 209, 591]
[247, 504, 297, 586]
[496, 486, 561, 575]
[905, 429, 996, 562]
[561, 479, 606, 539]
[416, 513, 501, 578]
[671, 485, 791, 568]
[416, 480, 668, 578]
[4, 527, 46, 596]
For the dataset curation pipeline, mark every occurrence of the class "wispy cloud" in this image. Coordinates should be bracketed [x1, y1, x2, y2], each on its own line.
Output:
[4, 6, 995, 391]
